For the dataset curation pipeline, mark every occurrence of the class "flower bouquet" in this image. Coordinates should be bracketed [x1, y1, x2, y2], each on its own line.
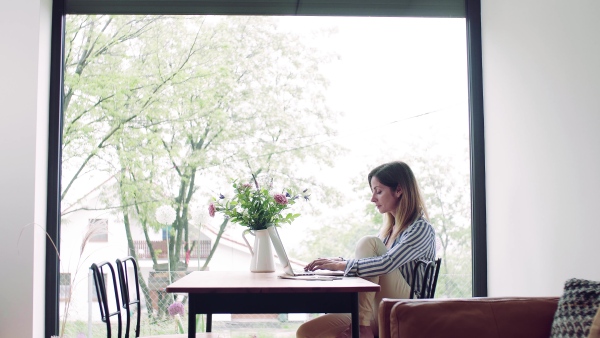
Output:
[208, 175, 309, 230]
[208, 175, 309, 272]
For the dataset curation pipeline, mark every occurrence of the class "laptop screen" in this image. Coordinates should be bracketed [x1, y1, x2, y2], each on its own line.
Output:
[267, 226, 295, 275]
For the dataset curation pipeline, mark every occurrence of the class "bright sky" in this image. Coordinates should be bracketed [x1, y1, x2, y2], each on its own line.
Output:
[255, 16, 470, 250]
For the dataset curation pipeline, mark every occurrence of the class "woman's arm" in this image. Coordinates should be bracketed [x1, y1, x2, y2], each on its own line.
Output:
[345, 220, 435, 277]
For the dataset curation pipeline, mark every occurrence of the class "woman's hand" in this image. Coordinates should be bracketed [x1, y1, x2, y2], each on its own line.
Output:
[304, 257, 347, 272]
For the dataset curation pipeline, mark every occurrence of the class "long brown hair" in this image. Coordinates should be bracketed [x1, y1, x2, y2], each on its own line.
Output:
[368, 161, 428, 242]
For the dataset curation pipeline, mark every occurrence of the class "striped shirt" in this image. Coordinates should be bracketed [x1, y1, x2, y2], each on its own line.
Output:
[344, 216, 436, 295]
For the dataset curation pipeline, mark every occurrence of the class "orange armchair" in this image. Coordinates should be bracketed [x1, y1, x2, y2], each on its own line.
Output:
[378, 297, 559, 338]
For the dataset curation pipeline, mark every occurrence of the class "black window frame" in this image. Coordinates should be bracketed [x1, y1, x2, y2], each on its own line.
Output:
[45, 1, 486, 336]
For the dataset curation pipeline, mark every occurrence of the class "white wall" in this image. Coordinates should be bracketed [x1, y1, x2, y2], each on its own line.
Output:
[482, 0, 600, 296]
[0, 0, 52, 337]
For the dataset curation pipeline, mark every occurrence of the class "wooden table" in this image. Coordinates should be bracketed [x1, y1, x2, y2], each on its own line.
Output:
[166, 271, 380, 338]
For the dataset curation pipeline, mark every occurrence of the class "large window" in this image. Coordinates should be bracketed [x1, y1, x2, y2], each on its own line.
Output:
[57, 14, 471, 337]
[48, 1, 486, 337]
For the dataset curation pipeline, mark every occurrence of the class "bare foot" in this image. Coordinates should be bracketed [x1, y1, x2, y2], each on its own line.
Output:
[335, 325, 374, 338]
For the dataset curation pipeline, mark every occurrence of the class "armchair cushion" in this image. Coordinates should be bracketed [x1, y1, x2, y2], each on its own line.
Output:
[379, 297, 559, 338]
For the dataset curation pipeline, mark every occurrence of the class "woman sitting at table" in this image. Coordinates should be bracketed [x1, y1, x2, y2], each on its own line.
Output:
[296, 161, 436, 338]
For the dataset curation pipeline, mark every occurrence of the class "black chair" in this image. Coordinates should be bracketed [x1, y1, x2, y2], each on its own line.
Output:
[409, 258, 442, 299]
[115, 256, 216, 338]
[115, 256, 141, 338]
[90, 261, 123, 338]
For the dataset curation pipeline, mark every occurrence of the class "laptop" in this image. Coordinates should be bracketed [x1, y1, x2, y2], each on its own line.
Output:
[267, 226, 344, 277]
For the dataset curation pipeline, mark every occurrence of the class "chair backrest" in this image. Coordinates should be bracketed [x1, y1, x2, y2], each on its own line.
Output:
[90, 261, 123, 338]
[409, 258, 442, 299]
[116, 256, 141, 338]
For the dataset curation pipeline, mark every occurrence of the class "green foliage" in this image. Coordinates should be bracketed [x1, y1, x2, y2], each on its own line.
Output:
[211, 178, 308, 230]
[293, 167, 380, 261]
[61, 15, 342, 278]
[405, 145, 472, 297]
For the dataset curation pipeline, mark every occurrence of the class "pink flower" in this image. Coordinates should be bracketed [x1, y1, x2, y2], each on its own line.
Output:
[273, 193, 288, 205]
[208, 203, 216, 217]
[168, 302, 185, 317]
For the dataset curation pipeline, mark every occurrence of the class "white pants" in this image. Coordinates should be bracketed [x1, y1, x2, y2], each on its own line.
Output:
[296, 236, 411, 338]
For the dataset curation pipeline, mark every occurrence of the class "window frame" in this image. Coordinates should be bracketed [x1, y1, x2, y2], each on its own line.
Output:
[45, 1, 487, 336]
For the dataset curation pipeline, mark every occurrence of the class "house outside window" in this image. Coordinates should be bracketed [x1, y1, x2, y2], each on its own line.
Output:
[59, 273, 71, 301]
[88, 219, 108, 242]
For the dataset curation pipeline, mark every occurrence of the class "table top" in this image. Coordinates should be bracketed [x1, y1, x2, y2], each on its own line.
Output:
[166, 271, 380, 294]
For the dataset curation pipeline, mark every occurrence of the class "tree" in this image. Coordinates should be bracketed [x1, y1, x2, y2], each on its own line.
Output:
[137, 16, 341, 271]
[61, 15, 162, 202]
[407, 150, 472, 298]
[61, 14, 343, 321]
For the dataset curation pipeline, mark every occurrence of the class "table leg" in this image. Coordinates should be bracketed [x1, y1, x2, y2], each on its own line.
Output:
[188, 308, 196, 338]
[351, 293, 359, 338]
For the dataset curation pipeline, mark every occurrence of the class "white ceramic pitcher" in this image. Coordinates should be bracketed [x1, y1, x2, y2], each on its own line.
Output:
[242, 228, 275, 273]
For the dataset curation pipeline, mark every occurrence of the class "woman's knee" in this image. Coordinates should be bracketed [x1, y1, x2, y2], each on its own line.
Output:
[296, 314, 350, 338]
[355, 235, 383, 258]
[296, 322, 310, 338]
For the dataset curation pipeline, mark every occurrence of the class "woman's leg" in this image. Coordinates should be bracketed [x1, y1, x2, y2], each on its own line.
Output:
[296, 236, 410, 338]
[296, 313, 350, 338]
[353, 236, 411, 330]
[295, 236, 381, 338]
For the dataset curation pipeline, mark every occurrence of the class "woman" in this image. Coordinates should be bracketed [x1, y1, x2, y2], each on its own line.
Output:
[296, 161, 436, 338]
